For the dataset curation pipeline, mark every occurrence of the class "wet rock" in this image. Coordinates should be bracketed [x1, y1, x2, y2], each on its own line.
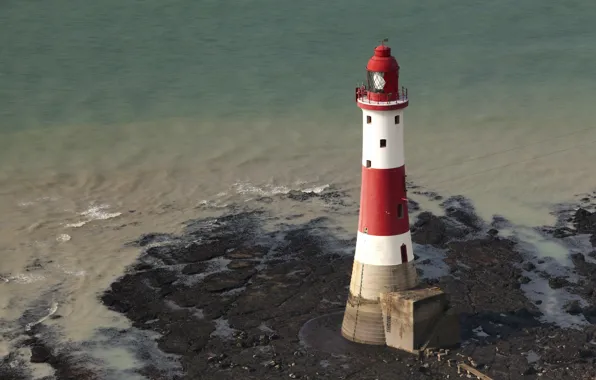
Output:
[564, 300, 582, 315]
[203, 269, 255, 292]
[134, 233, 175, 247]
[147, 268, 178, 287]
[518, 276, 531, 285]
[227, 260, 255, 270]
[182, 262, 208, 275]
[523, 366, 537, 375]
[578, 349, 594, 358]
[571, 252, 586, 263]
[522, 262, 536, 272]
[181, 242, 226, 262]
[553, 227, 575, 238]
[412, 212, 449, 247]
[287, 190, 311, 201]
[30, 345, 51, 363]
[573, 208, 596, 234]
[548, 277, 570, 289]
[145, 245, 179, 265]
[487, 228, 499, 236]
[408, 199, 420, 212]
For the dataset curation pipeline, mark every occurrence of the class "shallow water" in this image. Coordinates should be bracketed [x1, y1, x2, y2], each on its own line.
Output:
[2, 0, 596, 376]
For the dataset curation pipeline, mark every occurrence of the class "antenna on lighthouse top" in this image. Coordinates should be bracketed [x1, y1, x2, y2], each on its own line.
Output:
[380, 38, 389, 46]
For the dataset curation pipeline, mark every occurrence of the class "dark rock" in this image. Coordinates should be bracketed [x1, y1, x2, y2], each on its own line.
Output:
[182, 262, 208, 275]
[523, 366, 537, 375]
[411, 212, 449, 247]
[553, 227, 575, 238]
[573, 208, 596, 234]
[522, 262, 536, 272]
[145, 245, 179, 265]
[570, 252, 586, 263]
[578, 349, 594, 358]
[30, 345, 50, 363]
[518, 276, 531, 284]
[564, 300, 582, 315]
[134, 233, 174, 247]
[408, 199, 420, 212]
[203, 269, 255, 292]
[227, 260, 255, 270]
[181, 242, 225, 262]
[487, 228, 499, 236]
[549, 277, 570, 289]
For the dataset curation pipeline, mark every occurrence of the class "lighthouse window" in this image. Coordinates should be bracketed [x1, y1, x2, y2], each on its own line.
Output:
[366, 160, 371, 168]
[380, 139, 386, 148]
[397, 203, 404, 218]
[395, 115, 400, 124]
[400, 244, 408, 263]
[368, 71, 386, 93]
[366, 116, 372, 124]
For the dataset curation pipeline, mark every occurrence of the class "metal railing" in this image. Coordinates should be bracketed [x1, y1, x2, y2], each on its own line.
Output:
[355, 86, 408, 103]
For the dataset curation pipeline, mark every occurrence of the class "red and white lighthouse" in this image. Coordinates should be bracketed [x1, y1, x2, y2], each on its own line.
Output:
[342, 42, 419, 345]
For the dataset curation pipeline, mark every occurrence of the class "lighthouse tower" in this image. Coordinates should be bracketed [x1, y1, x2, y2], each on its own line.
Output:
[341, 42, 419, 345]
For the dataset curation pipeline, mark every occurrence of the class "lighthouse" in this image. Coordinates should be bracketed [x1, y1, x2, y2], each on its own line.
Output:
[341, 42, 420, 345]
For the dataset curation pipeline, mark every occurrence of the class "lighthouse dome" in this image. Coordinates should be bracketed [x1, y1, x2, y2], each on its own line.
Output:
[365, 45, 400, 95]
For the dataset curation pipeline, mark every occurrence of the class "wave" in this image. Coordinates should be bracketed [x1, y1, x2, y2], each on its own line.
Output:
[65, 204, 122, 228]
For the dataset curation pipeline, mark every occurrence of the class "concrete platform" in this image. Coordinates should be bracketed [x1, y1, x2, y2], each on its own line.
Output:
[380, 286, 460, 353]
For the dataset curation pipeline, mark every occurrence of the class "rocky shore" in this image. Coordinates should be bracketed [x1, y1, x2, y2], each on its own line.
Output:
[3, 188, 596, 379]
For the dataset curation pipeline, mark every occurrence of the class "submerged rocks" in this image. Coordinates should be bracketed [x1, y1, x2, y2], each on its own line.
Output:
[574, 208, 596, 234]
[548, 277, 570, 290]
[564, 300, 583, 315]
[92, 192, 596, 380]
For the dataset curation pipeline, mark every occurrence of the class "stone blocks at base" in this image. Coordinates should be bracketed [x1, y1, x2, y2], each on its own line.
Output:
[380, 287, 460, 353]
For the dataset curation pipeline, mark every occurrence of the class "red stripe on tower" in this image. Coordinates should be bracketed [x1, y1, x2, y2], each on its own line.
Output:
[358, 166, 409, 236]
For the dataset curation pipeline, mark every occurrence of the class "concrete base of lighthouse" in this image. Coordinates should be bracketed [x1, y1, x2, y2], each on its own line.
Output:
[341, 262, 460, 352]
[341, 261, 419, 345]
[380, 287, 460, 354]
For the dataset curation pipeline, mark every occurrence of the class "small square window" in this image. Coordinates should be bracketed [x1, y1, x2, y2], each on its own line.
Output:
[397, 203, 404, 218]
[366, 160, 371, 168]
[380, 139, 386, 148]
[366, 116, 372, 124]
[394, 115, 400, 124]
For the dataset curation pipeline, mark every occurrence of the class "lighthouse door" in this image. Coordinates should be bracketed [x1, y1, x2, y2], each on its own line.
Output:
[400, 244, 408, 263]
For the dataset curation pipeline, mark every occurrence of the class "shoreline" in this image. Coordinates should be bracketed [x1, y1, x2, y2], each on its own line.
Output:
[2, 186, 596, 379]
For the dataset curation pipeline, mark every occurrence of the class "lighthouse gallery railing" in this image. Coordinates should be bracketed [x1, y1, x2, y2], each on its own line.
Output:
[355, 86, 408, 103]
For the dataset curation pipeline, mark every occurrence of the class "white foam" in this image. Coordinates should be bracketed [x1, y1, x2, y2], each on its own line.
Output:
[524, 350, 541, 363]
[232, 181, 331, 197]
[66, 204, 122, 228]
[472, 326, 489, 337]
[25, 302, 58, 332]
[413, 243, 450, 279]
[210, 318, 236, 340]
[233, 181, 291, 196]
[56, 234, 71, 242]
[492, 226, 590, 328]
[302, 184, 330, 194]
[2, 273, 46, 284]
